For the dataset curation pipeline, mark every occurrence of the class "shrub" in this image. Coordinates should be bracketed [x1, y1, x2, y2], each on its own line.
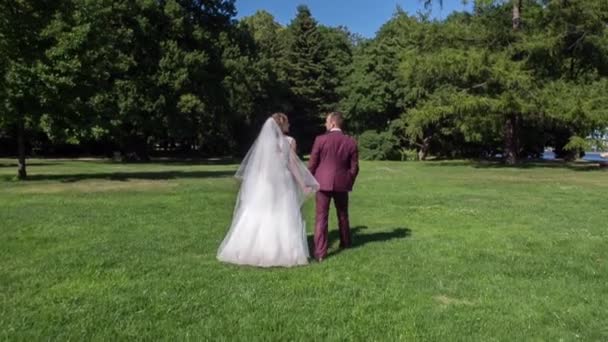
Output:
[358, 130, 400, 161]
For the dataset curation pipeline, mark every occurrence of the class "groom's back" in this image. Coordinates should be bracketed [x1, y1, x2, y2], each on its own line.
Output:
[319, 132, 354, 163]
[308, 131, 358, 192]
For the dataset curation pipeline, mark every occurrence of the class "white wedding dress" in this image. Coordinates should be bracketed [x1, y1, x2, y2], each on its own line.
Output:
[217, 118, 319, 267]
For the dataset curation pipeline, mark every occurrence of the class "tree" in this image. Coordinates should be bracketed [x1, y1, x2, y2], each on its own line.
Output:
[283, 5, 340, 150]
[422, 0, 526, 164]
[531, 0, 608, 159]
[235, 9, 353, 154]
[41, 0, 238, 159]
[402, 0, 608, 162]
[340, 10, 416, 134]
[3, 0, 607, 165]
[229, 11, 290, 152]
[317, 25, 353, 112]
[0, 0, 63, 179]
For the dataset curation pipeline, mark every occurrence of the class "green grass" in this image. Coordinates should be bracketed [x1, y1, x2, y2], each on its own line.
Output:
[1, 158, 607, 340]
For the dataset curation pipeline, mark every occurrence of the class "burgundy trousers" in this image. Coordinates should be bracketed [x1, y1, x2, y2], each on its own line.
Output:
[314, 190, 351, 259]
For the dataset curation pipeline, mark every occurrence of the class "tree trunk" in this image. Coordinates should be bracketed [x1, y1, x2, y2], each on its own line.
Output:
[504, 114, 519, 165]
[121, 134, 150, 162]
[17, 118, 27, 179]
[512, 0, 521, 30]
[504, 0, 522, 165]
[417, 136, 432, 161]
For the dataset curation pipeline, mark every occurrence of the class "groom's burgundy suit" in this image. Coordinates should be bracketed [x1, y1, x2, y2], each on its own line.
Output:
[308, 130, 359, 260]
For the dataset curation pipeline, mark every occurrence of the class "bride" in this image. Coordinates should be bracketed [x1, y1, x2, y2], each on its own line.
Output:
[217, 113, 319, 267]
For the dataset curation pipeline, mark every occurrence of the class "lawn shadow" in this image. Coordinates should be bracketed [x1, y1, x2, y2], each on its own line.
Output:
[473, 159, 602, 171]
[65, 157, 238, 166]
[148, 157, 237, 166]
[23, 170, 235, 182]
[308, 225, 412, 258]
[421, 159, 604, 172]
[0, 162, 60, 168]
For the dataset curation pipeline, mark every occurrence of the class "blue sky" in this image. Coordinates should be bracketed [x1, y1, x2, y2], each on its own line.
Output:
[235, 0, 473, 38]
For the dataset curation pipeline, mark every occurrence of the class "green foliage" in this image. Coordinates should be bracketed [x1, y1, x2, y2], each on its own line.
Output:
[38, 0, 239, 158]
[1, 0, 608, 169]
[278, 6, 355, 150]
[392, 0, 608, 160]
[398, 148, 420, 161]
[358, 130, 400, 161]
[230, 10, 292, 151]
[340, 12, 419, 133]
[0, 1, 59, 128]
[563, 135, 590, 154]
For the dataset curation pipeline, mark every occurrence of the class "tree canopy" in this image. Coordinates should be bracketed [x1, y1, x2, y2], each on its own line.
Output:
[2, 0, 608, 177]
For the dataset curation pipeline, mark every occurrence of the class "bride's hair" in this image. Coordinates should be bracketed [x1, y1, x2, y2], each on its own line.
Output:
[271, 113, 289, 134]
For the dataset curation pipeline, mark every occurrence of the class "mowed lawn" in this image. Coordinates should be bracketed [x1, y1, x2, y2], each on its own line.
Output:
[1, 158, 606, 340]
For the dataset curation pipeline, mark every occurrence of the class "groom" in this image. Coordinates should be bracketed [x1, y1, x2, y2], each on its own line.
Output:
[308, 112, 359, 262]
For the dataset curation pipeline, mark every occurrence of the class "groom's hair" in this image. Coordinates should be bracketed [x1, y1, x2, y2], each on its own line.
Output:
[327, 111, 344, 128]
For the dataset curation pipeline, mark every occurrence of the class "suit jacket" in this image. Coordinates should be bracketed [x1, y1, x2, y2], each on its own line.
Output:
[308, 130, 359, 192]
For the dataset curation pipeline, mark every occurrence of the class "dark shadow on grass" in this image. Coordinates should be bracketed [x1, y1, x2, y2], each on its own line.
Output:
[472, 160, 603, 172]
[140, 157, 237, 166]
[420, 159, 604, 172]
[0, 157, 237, 167]
[157, 159, 237, 166]
[308, 225, 412, 258]
[0, 162, 60, 168]
[23, 170, 235, 182]
[0, 175, 15, 182]
[66, 157, 238, 166]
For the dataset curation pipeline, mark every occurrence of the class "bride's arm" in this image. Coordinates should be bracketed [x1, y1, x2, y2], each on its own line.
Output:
[287, 139, 309, 192]
[289, 138, 297, 153]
